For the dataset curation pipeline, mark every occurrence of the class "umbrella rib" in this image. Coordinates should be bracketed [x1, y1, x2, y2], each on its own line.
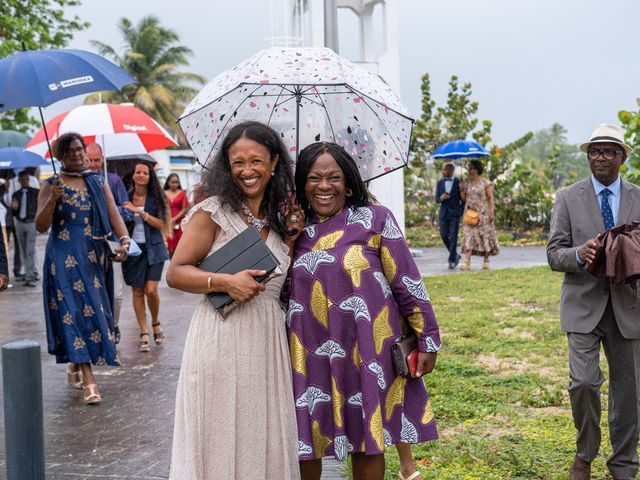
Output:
[344, 85, 412, 165]
[314, 92, 338, 141]
[266, 86, 288, 125]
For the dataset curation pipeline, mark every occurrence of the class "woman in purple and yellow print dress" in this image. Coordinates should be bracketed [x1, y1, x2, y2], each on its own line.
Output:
[287, 142, 441, 480]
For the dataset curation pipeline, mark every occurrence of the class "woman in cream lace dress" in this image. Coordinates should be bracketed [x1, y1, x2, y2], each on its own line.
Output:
[166, 122, 304, 480]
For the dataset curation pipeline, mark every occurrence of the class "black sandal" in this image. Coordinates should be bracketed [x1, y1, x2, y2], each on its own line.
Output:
[152, 322, 164, 346]
[138, 333, 151, 352]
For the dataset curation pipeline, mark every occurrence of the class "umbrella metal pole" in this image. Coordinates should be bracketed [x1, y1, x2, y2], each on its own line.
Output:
[295, 91, 302, 162]
[38, 107, 56, 176]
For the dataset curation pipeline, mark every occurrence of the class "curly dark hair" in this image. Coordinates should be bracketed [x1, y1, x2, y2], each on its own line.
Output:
[199, 121, 295, 237]
[52, 132, 85, 160]
[467, 159, 484, 175]
[163, 173, 182, 191]
[123, 162, 169, 221]
[295, 141, 373, 218]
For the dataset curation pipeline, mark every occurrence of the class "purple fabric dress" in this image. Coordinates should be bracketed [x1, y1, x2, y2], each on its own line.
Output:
[287, 205, 441, 461]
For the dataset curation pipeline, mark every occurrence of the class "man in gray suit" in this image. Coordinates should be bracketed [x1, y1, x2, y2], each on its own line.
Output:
[547, 124, 640, 480]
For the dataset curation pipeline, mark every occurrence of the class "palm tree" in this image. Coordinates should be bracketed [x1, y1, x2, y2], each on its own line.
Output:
[85, 16, 205, 145]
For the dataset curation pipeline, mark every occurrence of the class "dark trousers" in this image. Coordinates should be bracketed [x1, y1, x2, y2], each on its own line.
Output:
[6, 225, 22, 276]
[567, 303, 640, 479]
[439, 215, 460, 263]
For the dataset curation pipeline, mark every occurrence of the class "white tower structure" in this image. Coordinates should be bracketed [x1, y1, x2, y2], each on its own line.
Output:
[271, 0, 406, 229]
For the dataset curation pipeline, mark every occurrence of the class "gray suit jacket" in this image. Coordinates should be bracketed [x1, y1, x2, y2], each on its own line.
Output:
[547, 177, 640, 338]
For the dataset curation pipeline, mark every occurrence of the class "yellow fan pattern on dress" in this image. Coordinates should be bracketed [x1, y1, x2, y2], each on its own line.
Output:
[331, 376, 345, 428]
[367, 233, 381, 249]
[312, 419, 332, 457]
[311, 280, 332, 329]
[311, 230, 344, 251]
[289, 331, 308, 377]
[421, 398, 435, 424]
[352, 342, 362, 368]
[385, 375, 406, 421]
[373, 306, 393, 355]
[380, 246, 396, 283]
[343, 245, 370, 288]
[369, 404, 385, 451]
[407, 306, 425, 336]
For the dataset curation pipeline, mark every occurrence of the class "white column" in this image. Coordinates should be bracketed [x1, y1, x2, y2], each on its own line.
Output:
[301, 0, 406, 230]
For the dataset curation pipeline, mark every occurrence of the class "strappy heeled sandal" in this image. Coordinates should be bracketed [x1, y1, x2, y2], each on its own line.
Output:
[138, 333, 151, 352]
[483, 260, 490, 270]
[83, 383, 101, 405]
[66, 364, 83, 389]
[152, 322, 165, 346]
[460, 259, 471, 271]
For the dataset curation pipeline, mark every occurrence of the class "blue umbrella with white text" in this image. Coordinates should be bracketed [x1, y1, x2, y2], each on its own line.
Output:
[0, 148, 49, 170]
[0, 46, 136, 173]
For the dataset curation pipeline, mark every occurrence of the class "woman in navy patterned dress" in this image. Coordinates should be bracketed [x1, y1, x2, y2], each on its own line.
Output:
[36, 133, 130, 405]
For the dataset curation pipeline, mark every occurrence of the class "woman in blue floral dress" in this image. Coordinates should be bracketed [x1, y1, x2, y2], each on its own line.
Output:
[35, 133, 130, 405]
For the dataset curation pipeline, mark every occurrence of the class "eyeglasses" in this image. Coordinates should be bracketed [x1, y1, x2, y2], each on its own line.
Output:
[587, 147, 623, 161]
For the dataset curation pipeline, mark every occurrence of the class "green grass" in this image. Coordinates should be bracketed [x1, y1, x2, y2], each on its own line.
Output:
[343, 266, 616, 479]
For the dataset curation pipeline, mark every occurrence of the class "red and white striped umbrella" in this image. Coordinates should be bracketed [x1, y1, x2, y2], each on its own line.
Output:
[26, 103, 177, 158]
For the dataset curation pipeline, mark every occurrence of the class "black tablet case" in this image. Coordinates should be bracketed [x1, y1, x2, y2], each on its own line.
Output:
[198, 227, 280, 309]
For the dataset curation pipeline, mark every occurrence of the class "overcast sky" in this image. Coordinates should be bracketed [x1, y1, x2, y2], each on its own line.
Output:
[50, 0, 640, 146]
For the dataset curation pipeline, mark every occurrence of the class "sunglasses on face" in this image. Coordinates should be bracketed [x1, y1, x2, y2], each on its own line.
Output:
[587, 147, 623, 161]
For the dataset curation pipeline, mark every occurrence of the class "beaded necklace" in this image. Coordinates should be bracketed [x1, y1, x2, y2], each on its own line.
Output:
[241, 203, 268, 230]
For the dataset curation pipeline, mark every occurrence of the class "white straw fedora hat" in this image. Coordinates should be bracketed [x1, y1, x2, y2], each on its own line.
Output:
[579, 123, 633, 155]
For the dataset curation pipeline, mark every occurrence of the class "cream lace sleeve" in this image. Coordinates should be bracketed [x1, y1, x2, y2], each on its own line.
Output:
[181, 196, 229, 233]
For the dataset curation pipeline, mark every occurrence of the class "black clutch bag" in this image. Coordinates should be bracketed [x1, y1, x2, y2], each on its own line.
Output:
[198, 227, 280, 310]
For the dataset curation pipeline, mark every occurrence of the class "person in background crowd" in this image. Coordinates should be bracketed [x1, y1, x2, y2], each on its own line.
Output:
[163, 173, 190, 257]
[86, 142, 132, 344]
[0, 226, 8, 291]
[288, 142, 440, 480]
[1, 177, 22, 281]
[459, 159, 499, 270]
[35, 132, 129, 405]
[11, 170, 40, 287]
[122, 162, 170, 352]
[547, 124, 640, 480]
[435, 162, 464, 269]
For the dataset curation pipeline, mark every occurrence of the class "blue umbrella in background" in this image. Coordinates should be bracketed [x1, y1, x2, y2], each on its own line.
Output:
[0, 45, 136, 173]
[0, 148, 48, 170]
[0, 48, 135, 111]
[0, 130, 30, 148]
[432, 139, 490, 160]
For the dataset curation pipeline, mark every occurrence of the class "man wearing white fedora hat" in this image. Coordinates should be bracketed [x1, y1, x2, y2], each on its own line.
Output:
[548, 123, 640, 480]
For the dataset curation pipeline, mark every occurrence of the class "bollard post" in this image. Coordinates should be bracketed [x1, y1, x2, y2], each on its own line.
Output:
[2, 339, 45, 480]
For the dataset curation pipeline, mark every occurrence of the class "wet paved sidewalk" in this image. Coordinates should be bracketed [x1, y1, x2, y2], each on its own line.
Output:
[0, 235, 349, 479]
[412, 246, 547, 277]
[0, 235, 544, 478]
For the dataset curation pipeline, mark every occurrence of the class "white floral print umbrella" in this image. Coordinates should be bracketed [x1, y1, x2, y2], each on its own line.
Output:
[179, 47, 413, 181]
